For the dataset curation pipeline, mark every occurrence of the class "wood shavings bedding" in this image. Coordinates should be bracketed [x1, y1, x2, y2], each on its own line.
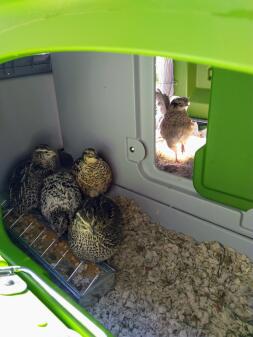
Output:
[155, 133, 206, 179]
[89, 197, 253, 337]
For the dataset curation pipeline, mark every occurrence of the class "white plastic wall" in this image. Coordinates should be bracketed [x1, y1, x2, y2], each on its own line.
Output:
[0, 74, 63, 193]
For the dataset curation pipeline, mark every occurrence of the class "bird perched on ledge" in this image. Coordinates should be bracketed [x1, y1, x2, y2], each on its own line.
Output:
[160, 97, 195, 162]
[9, 144, 58, 215]
[72, 148, 112, 198]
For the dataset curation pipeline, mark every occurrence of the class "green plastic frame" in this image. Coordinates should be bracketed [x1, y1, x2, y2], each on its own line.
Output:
[0, 1, 253, 335]
[0, 1, 253, 74]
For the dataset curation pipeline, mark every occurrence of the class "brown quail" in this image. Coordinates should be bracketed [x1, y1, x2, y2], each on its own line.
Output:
[68, 195, 122, 263]
[72, 148, 112, 197]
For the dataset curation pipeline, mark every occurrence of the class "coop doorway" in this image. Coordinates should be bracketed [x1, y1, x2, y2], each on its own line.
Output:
[155, 57, 208, 179]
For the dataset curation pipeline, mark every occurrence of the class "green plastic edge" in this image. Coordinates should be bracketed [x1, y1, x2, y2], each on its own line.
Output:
[0, 207, 114, 337]
[0, 1, 253, 74]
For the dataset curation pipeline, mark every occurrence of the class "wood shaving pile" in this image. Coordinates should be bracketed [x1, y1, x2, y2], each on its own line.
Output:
[155, 132, 206, 179]
[155, 152, 193, 179]
[89, 197, 253, 337]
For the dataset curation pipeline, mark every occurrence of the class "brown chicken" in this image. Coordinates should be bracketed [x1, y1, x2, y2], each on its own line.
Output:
[160, 97, 195, 162]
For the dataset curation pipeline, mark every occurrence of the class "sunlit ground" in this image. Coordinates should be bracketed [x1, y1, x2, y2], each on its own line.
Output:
[155, 131, 206, 179]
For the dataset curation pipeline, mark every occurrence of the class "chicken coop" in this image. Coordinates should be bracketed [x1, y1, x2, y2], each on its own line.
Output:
[0, 1, 253, 337]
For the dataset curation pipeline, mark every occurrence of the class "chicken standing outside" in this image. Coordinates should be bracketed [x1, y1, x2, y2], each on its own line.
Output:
[160, 97, 195, 162]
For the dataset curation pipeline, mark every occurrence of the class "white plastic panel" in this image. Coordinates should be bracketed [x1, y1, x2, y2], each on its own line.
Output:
[0, 74, 63, 193]
[0, 285, 76, 337]
[242, 209, 253, 232]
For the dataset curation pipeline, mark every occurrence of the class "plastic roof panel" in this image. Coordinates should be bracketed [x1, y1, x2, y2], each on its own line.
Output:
[0, 0, 252, 73]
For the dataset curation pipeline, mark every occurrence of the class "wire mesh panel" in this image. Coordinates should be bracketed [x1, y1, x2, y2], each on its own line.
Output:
[0, 54, 52, 80]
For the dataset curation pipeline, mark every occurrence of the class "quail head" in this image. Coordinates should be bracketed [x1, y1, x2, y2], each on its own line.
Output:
[170, 96, 190, 112]
[72, 148, 112, 198]
[8, 144, 58, 215]
[32, 144, 59, 171]
[68, 195, 122, 263]
[40, 171, 82, 237]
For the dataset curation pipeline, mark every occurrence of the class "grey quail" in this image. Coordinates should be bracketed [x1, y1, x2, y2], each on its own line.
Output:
[9, 144, 58, 215]
[40, 171, 82, 237]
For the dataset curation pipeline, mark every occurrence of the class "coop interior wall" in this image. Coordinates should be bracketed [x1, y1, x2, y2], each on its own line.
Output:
[0, 52, 252, 259]
[0, 74, 63, 194]
[52, 52, 253, 258]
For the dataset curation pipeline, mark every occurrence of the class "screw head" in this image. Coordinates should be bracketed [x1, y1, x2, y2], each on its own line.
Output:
[129, 146, 135, 153]
[4, 279, 15, 286]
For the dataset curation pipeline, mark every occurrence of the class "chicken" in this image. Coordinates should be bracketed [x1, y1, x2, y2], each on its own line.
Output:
[160, 97, 195, 162]
[68, 195, 122, 262]
[40, 171, 82, 237]
[155, 89, 170, 140]
[72, 148, 112, 198]
[8, 144, 58, 215]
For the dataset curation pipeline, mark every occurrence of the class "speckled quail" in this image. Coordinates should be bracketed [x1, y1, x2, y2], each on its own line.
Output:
[40, 171, 82, 237]
[68, 195, 122, 263]
[160, 97, 195, 162]
[9, 144, 58, 215]
[72, 148, 112, 197]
